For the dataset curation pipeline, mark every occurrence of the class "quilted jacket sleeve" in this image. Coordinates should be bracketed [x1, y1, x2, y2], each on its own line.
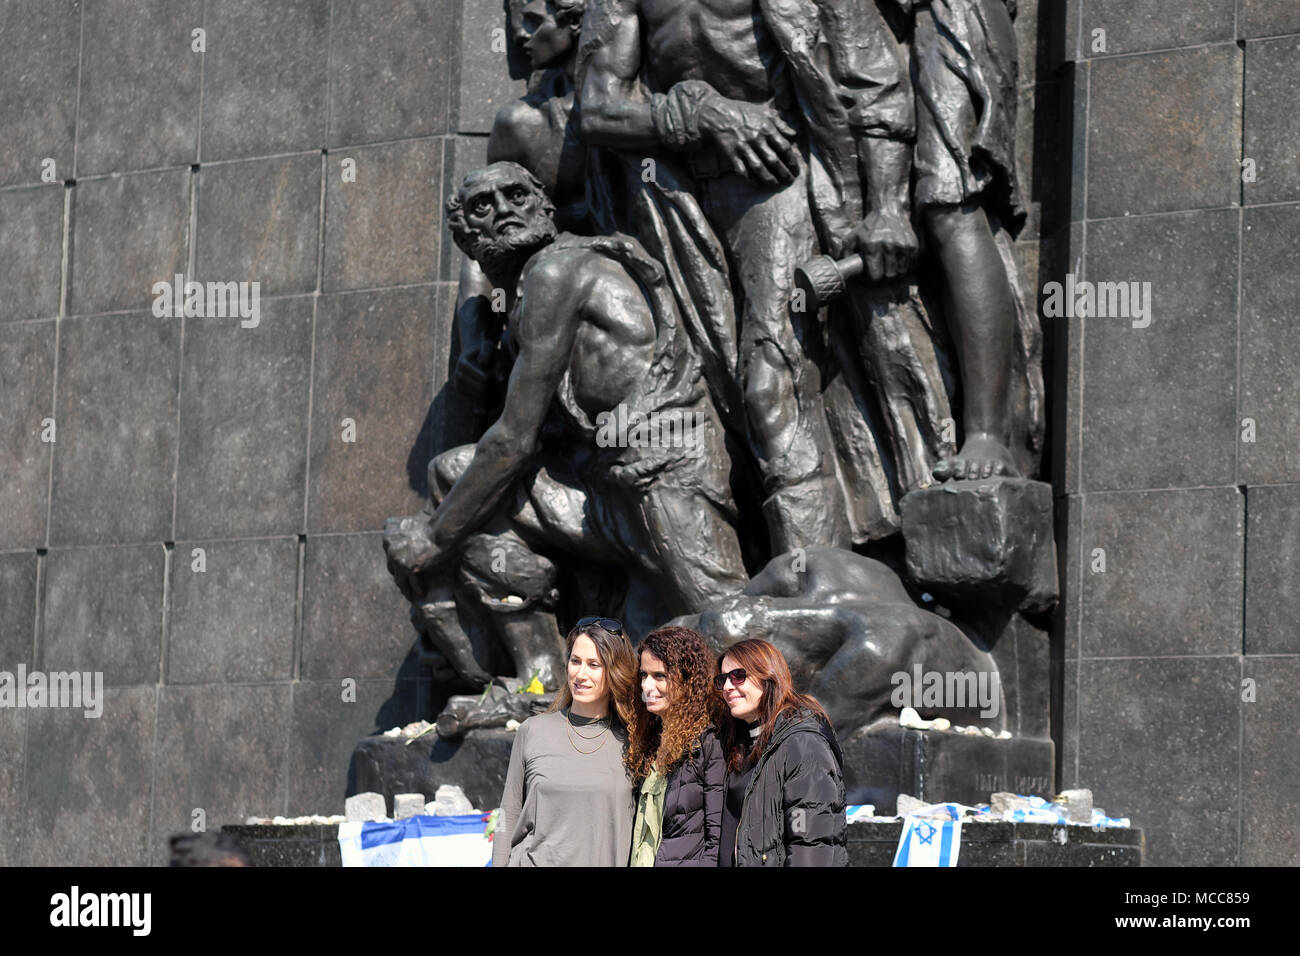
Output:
[780, 730, 846, 867]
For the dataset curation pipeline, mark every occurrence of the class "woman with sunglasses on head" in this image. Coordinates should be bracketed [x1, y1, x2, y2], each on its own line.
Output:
[626, 626, 727, 866]
[492, 617, 638, 867]
[717, 638, 848, 866]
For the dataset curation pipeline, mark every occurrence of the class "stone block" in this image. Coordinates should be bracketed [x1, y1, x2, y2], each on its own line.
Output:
[323, 139, 442, 292]
[307, 287, 436, 531]
[287, 677, 426, 817]
[68, 169, 191, 316]
[1244, 485, 1300, 655]
[393, 792, 426, 819]
[0, 708, 23, 866]
[1084, 0, 1234, 55]
[1241, 205, 1300, 484]
[1239, 0, 1300, 38]
[0, 551, 38, 669]
[174, 296, 313, 539]
[1081, 209, 1238, 491]
[0, 322, 55, 548]
[1081, 487, 1242, 658]
[22, 686, 156, 866]
[75, 0, 202, 176]
[1077, 657, 1239, 866]
[199, 0, 330, 161]
[329, 0, 451, 146]
[1087, 46, 1241, 219]
[301, 532, 420, 679]
[40, 544, 165, 686]
[0, 0, 80, 188]
[0, 185, 64, 322]
[1241, 657, 1300, 865]
[167, 537, 298, 683]
[901, 477, 1057, 614]
[345, 791, 388, 822]
[148, 684, 292, 865]
[453, 0, 526, 134]
[195, 154, 322, 298]
[49, 312, 180, 545]
[1244, 38, 1300, 205]
[349, 728, 515, 814]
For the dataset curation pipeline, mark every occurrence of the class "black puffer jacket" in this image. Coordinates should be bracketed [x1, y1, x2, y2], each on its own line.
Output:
[655, 725, 725, 866]
[732, 708, 847, 867]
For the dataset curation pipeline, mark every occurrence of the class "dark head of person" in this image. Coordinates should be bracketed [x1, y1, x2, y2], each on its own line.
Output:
[716, 638, 832, 773]
[169, 831, 254, 867]
[445, 161, 558, 280]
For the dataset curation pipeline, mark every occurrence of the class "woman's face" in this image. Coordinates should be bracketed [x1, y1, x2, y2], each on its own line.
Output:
[720, 653, 762, 722]
[568, 634, 608, 707]
[640, 649, 671, 715]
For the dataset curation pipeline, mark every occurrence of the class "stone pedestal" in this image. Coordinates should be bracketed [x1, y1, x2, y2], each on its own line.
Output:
[901, 477, 1057, 614]
[348, 729, 515, 814]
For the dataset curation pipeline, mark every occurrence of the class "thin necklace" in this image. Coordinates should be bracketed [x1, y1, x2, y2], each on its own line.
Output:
[565, 708, 610, 753]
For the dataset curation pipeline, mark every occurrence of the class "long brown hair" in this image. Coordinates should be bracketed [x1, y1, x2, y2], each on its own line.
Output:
[624, 626, 726, 782]
[547, 620, 637, 731]
[718, 638, 831, 772]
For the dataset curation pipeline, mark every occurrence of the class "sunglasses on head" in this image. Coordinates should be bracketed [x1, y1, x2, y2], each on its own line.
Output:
[575, 616, 624, 636]
[713, 667, 748, 691]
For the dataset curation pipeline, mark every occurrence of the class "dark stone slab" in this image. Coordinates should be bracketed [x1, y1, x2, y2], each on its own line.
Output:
[1245, 486, 1300, 654]
[1081, 487, 1242, 658]
[902, 477, 1057, 614]
[840, 723, 1054, 812]
[301, 532, 420, 679]
[322, 139, 442, 292]
[0, 322, 55, 548]
[174, 297, 313, 539]
[1061, 657, 1079, 789]
[22, 686, 156, 866]
[453, 0, 526, 135]
[0, 709, 22, 866]
[1051, 222, 1085, 498]
[167, 537, 298, 683]
[350, 729, 515, 814]
[0, 185, 64, 322]
[328, 0, 450, 146]
[1241, 658, 1300, 865]
[287, 678, 426, 817]
[49, 313, 180, 545]
[1086, 46, 1241, 219]
[995, 613, 1052, 739]
[307, 287, 435, 531]
[1081, 209, 1238, 491]
[75, 0, 202, 176]
[0, 551, 38, 669]
[1078, 657, 1239, 866]
[149, 684, 292, 865]
[1239, 0, 1300, 38]
[1069, 65, 1088, 224]
[221, 825, 342, 867]
[1244, 38, 1300, 206]
[845, 820, 1141, 867]
[0, 0, 79, 188]
[439, 136, 490, 281]
[1015, 80, 1069, 242]
[199, 0, 330, 161]
[41, 544, 165, 686]
[1240, 204, 1300, 484]
[1022, 840, 1142, 866]
[195, 154, 322, 298]
[1084, 0, 1234, 55]
[68, 169, 191, 316]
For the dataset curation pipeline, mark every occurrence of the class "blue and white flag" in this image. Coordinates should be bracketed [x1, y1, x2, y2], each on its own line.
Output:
[893, 815, 962, 867]
[338, 814, 492, 867]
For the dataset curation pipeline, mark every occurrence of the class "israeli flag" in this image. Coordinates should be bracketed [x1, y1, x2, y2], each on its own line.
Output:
[892, 815, 962, 867]
[338, 814, 492, 867]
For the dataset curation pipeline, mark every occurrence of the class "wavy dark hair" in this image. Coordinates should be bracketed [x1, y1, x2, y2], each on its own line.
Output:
[547, 620, 638, 732]
[624, 626, 725, 781]
[718, 638, 831, 773]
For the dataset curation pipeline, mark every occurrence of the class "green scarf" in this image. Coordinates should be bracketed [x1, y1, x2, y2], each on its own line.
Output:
[630, 768, 667, 867]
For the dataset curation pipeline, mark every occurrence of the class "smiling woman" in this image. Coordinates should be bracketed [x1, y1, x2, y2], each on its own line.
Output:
[491, 618, 638, 867]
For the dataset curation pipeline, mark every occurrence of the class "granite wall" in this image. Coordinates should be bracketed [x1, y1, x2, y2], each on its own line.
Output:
[0, 0, 1290, 868]
[1055, 0, 1300, 866]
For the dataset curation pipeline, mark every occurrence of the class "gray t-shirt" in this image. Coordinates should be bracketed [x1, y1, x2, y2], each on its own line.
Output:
[492, 708, 634, 867]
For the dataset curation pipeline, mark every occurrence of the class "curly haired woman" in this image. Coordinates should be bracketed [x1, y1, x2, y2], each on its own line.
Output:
[626, 626, 727, 866]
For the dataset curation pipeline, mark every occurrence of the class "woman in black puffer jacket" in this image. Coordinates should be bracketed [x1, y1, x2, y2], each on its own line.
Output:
[717, 638, 847, 867]
[626, 626, 727, 866]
